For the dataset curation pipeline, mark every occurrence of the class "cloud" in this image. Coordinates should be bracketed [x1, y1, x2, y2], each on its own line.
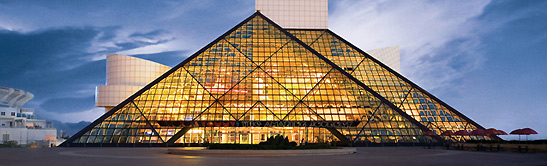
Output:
[87, 28, 190, 61]
[0, 27, 99, 74]
[40, 107, 105, 123]
[49, 120, 91, 137]
[40, 96, 96, 114]
[129, 29, 168, 39]
[103, 28, 199, 58]
[115, 39, 189, 56]
[133, 50, 188, 67]
[329, 0, 491, 93]
[160, 0, 213, 20]
[0, 26, 189, 123]
[451, 0, 547, 140]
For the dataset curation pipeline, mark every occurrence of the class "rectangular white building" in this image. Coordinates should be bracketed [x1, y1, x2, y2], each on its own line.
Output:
[256, 0, 328, 29]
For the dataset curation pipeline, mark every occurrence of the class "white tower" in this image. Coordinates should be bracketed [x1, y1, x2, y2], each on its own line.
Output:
[256, 0, 328, 29]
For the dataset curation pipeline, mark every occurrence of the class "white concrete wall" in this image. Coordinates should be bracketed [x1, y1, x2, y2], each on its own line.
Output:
[256, 0, 328, 29]
[0, 128, 56, 145]
[96, 85, 142, 108]
[366, 46, 401, 73]
[106, 54, 171, 86]
[0, 107, 18, 121]
[96, 54, 171, 110]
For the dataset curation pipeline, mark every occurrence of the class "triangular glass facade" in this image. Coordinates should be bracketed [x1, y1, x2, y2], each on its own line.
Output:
[288, 29, 483, 143]
[61, 12, 485, 147]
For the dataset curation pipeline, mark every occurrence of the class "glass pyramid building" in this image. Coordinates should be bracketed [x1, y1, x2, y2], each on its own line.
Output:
[61, 12, 488, 147]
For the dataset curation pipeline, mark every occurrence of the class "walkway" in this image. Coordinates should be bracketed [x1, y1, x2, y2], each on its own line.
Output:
[0, 147, 545, 166]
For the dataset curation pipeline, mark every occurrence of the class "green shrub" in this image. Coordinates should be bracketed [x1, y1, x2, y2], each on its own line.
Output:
[208, 134, 334, 150]
[0, 140, 20, 148]
[259, 135, 297, 147]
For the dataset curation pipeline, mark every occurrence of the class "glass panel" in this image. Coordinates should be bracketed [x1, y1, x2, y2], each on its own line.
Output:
[225, 16, 290, 65]
[299, 30, 480, 140]
[69, 14, 482, 146]
[287, 30, 325, 45]
[76, 104, 163, 144]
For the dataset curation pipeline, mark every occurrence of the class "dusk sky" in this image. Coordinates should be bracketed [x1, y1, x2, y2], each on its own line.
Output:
[0, 0, 545, 139]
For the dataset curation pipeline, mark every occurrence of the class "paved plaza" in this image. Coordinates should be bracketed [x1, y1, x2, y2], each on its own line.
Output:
[1, 147, 546, 166]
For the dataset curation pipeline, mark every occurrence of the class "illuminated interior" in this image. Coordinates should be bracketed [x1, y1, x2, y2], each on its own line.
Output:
[287, 30, 483, 142]
[62, 12, 485, 147]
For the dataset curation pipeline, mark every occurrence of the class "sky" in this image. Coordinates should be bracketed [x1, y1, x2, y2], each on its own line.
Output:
[0, 0, 545, 140]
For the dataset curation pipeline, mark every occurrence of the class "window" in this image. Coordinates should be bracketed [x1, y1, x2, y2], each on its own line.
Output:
[0, 112, 4, 116]
[11, 112, 15, 116]
[2, 134, 9, 142]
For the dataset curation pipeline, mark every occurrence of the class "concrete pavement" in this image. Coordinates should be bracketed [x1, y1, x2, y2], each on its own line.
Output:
[1, 147, 546, 166]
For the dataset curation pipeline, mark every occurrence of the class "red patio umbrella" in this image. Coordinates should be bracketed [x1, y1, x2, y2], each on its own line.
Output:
[520, 128, 538, 135]
[423, 131, 437, 136]
[510, 129, 523, 135]
[497, 130, 508, 135]
[470, 129, 486, 136]
[441, 130, 454, 136]
[422, 131, 437, 148]
[519, 128, 538, 141]
[454, 130, 470, 136]
[510, 129, 524, 141]
[485, 128, 502, 135]
[484, 128, 507, 143]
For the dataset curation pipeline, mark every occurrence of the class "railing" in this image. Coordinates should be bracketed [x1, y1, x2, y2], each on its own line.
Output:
[16, 113, 35, 119]
[0, 126, 55, 130]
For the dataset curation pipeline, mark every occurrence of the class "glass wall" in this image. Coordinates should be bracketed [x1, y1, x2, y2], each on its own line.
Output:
[290, 29, 482, 141]
[67, 13, 486, 146]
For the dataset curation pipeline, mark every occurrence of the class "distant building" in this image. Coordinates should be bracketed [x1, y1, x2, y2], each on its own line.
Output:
[0, 87, 58, 147]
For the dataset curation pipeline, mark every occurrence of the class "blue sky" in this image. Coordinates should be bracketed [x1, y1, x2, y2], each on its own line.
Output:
[0, 0, 545, 139]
